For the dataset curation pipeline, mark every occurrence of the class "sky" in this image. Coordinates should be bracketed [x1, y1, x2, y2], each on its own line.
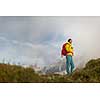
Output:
[0, 16, 100, 67]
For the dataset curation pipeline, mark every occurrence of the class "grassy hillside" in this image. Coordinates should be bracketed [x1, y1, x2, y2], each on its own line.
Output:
[0, 58, 100, 83]
[0, 64, 43, 83]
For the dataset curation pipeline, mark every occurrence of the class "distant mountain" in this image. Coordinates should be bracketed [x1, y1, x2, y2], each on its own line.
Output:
[41, 60, 65, 74]
[41, 57, 85, 74]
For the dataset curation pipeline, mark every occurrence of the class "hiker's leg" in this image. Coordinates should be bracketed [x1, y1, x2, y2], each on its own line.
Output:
[66, 55, 71, 74]
[70, 56, 75, 73]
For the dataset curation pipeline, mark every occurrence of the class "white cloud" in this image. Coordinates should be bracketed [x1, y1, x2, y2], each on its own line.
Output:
[0, 17, 100, 67]
[0, 36, 59, 66]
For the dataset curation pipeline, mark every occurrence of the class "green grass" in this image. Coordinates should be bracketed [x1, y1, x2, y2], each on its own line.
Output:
[0, 58, 100, 83]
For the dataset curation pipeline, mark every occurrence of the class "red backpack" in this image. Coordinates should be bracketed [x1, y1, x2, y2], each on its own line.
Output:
[61, 43, 67, 56]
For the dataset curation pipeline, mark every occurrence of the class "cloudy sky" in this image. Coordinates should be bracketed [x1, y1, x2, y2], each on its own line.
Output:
[0, 16, 100, 67]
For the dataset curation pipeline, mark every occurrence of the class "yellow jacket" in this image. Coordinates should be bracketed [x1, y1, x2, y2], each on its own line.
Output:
[65, 42, 74, 56]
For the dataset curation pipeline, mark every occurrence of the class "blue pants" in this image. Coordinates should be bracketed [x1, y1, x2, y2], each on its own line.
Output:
[66, 55, 75, 74]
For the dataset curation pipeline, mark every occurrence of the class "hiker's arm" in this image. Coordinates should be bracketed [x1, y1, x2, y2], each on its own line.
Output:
[70, 47, 74, 55]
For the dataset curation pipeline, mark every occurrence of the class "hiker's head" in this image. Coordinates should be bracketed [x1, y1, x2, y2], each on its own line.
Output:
[68, 39, 72, 44]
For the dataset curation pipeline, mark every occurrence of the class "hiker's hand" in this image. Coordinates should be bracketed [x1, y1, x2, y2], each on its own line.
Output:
[72, 52, 74, 56]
